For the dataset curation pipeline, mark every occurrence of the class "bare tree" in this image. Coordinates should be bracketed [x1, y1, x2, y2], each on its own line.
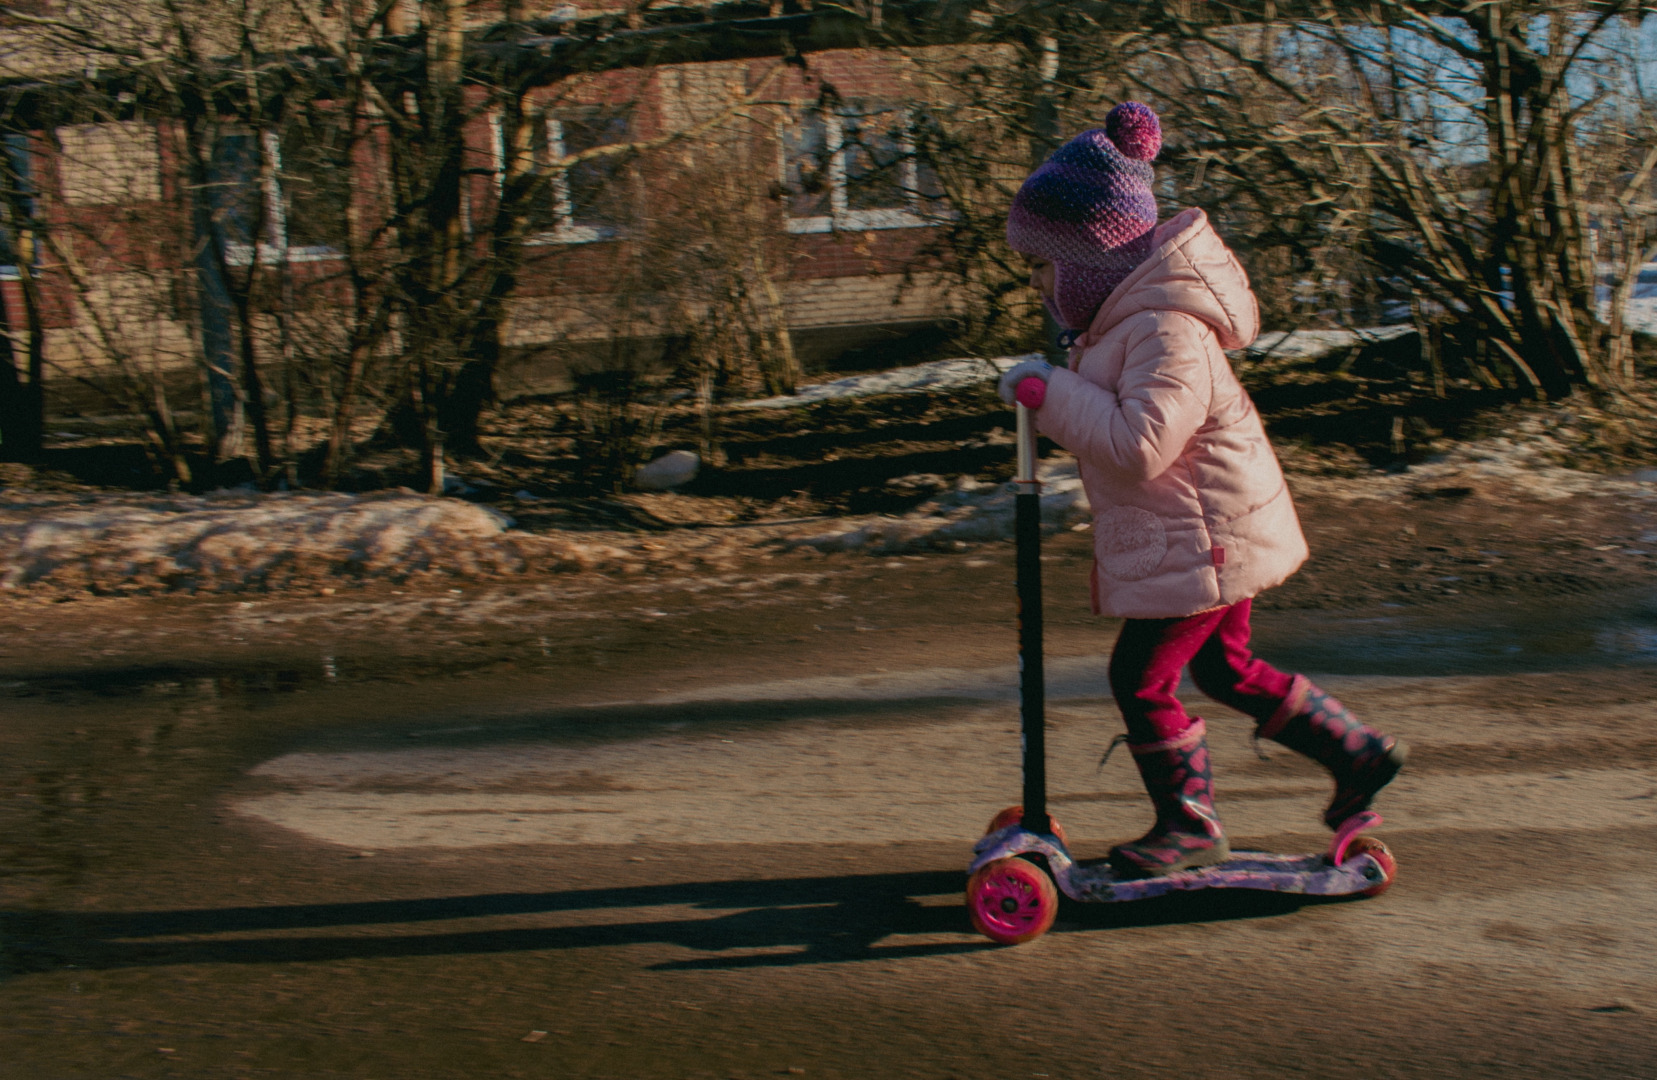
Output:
[1123, 3, 1657, 401]
[0, 0, 1647, 494]
[0, 118, 44, 460]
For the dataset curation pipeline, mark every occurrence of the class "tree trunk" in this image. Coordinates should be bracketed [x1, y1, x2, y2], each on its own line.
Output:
[457, 70, 536, 463]
[180, 105, 246, 461]
[0, 163, 43, 461]
[12, 250, 46, 460]
[1474, 3, 1613, 398]
[0, 289, 37, 461]
[405, 0, 469, 487]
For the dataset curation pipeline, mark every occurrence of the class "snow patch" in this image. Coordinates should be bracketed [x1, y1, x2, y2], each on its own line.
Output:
[735, 329, 1417, 410]
[737, 354, 1037, 408]
[1621, 296, 1657, 336]
[791, 458, 1091, 553]
[1240, 326, 1414, 360]
[0, 490, 526, 593]
[1290, 416, 1657, 503]
[634, 449, 700, 490]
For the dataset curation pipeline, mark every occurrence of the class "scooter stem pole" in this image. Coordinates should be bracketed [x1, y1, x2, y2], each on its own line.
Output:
[1014, 400, 1050, 836]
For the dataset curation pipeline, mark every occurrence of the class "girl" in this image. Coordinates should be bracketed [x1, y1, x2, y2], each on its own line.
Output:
[996, 102, 1407, 878]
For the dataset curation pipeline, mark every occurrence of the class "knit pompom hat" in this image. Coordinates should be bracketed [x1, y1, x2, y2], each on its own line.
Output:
[1006, 101, 1162, 329]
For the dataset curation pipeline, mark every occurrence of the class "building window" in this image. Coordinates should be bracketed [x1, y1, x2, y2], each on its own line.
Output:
[779, 103, 945, 234]
[0, 133, 36, 277]
[276, 117, 351, 254]
[496, 108, 633, 244]
[210, 125, 347, 266]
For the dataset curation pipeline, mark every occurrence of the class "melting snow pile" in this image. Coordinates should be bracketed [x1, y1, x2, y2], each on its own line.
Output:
[1620, 296, 1657, 336]
[738, 354, 1040, 408]
[2, 325, 1650, 591]
[0, 490, 525, 593]
[792, 458, 1092, 554]
[736, 329, 1416, 410]
[1292, 417, 1657, 503]
[1242, 326, 1413, 360]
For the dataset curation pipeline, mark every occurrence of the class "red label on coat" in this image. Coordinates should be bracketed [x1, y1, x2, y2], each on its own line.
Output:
[1212, 546, 1226, 566]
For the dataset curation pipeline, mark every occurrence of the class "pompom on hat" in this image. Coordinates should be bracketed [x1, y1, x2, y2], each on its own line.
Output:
[1007, 101, 1163, 329]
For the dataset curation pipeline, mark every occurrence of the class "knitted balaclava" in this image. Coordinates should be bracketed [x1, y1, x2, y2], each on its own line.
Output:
[1006, 101, 1163, 330]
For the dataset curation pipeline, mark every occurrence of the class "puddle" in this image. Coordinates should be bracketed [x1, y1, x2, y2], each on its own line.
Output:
[0, 591, 1653, 712]
[0, 648, 510, 704]
[1251, 591, 1657, 676]
[0, 660, 356, 701]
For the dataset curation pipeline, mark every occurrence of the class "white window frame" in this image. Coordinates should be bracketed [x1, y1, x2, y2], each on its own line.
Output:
[780, 105, 944, 235]
[493, 111, 622, 246]
[222, 130, 342, 267]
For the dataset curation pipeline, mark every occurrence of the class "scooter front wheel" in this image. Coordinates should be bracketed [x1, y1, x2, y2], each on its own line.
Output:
[1344, 836, 1397, 897]
[967, 857, 1058, 945]
[984, 805, 1069, 847]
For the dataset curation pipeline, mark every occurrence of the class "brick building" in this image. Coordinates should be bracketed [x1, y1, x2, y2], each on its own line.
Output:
[0, 3, 1010, 401]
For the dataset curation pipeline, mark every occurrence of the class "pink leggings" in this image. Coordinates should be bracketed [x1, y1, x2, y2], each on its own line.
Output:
[1107, 598, 1295, 744]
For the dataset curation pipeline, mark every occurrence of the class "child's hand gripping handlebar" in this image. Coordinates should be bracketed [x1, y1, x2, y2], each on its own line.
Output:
[996, 358, 1053, 407]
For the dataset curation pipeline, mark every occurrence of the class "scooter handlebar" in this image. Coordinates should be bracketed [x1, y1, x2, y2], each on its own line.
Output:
[1014, 376, 1047, 410]
[1014, 387, 1041, 487]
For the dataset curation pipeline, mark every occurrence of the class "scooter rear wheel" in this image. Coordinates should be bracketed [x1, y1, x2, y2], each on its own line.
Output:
[985, 805, 1069, 847]
[967, 857, 1059, 944]
[1345, 836, 1397, 897]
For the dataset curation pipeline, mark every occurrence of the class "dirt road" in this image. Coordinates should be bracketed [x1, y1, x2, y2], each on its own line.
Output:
[2, 494, 1656, 1079]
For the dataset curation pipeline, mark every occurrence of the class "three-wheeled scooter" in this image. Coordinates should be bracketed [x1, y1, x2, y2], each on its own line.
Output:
[964, 378, 1396, 945]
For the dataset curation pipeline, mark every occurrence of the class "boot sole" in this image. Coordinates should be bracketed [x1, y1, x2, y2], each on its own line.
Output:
[1109, 837, 1232, 879]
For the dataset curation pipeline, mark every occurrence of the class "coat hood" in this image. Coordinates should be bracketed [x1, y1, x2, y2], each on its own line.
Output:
[1077, 207, 1259, 352]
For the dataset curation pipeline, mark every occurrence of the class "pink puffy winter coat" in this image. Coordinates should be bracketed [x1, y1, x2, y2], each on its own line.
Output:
[1036, 207, 1308, 619]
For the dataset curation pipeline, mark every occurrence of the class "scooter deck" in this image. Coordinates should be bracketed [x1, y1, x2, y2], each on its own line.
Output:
[970, 825, 1387, 903]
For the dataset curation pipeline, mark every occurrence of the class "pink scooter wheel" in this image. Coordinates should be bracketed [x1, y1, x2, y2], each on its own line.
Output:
[984, 805, 1069, 847]
[967, 857, 1058, 944]
[1344, 836, 1397, 897]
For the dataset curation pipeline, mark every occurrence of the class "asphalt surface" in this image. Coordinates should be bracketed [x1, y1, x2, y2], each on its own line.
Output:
[2, 532, 1657, 1079]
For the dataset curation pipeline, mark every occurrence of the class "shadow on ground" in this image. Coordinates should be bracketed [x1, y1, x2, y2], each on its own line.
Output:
[1, 867, 1343, 976]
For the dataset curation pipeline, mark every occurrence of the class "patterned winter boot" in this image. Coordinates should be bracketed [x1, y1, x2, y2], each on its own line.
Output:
[1109, 719, 1231, 878]
[1258, 675, 1409, 829]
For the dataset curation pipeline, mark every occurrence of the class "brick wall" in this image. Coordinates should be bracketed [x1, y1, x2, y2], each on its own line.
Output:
[55, 123, 163, 205]
[502, 269, 961, 347]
